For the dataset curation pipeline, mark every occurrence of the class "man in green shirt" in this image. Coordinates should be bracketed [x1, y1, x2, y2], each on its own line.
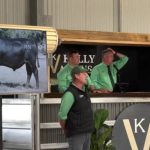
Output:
[58, 66, 94, 150]
[91, 48, 129, 93]
[57, 50, 94, 93]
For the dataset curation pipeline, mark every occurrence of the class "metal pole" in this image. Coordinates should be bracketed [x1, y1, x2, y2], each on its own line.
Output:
[31, 94, 40, 150]
[0, 96, 2, 149]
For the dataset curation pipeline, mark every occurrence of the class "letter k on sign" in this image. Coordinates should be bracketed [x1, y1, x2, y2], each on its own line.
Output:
[112, 104, 150, 150]
[123, 119, 150, 150]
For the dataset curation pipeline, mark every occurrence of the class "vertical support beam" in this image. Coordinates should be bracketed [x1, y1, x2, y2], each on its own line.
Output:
[32, 94, 40, 150]
[31, 97, 35, 150]
[37, 0, 44, 26]
[0, 96, 2, 149]
[30, 0, 37, 25]
[37, 0, 53, 26]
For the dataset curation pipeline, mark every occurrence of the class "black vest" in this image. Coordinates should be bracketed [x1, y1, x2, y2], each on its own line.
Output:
[65, 84, 94, 137]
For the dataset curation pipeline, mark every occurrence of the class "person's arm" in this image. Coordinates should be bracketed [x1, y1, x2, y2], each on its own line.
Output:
[90, 67, 112, 93]
[57, 71, 68, 93]
[90, 67, 102, 90]
[112, 49, 129, 70]
[58, 92, 74, 129]
[87, 76, 95, 92]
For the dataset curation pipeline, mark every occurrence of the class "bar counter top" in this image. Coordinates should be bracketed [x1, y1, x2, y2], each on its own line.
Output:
[44, 92, 150, 98]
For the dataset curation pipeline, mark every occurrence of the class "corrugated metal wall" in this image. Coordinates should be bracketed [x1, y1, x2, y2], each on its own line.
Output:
[39, 0, 115, 31]
[51, 0, 86, 30]
[0, 0, 30, 25]
[120, 0, 150, 33]
[1, 0, 150, 33]
[85, 0, 114, 31]
[38, 0, 150, 33]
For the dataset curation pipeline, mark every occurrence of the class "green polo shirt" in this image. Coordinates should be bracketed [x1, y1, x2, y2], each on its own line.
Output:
[57, 64, 93, 93]
[58, 91, 74, 120]
[90, 56, 129, 91]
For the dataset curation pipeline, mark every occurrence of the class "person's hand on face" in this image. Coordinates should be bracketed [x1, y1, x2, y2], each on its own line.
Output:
[111, 49, 116, 55]
[107, 48, 116, 55]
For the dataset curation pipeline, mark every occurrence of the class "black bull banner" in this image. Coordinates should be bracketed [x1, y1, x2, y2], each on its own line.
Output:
[50, 44, 109, 85]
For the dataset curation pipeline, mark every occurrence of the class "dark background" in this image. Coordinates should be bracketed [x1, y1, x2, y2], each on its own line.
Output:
[50, 44, 150, 92]
[112, 46, 150, 92]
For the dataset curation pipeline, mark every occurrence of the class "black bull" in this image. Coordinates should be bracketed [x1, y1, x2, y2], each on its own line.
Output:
[0, 38, 39, 88]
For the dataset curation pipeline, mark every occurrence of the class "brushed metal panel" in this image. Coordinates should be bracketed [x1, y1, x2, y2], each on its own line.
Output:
[51, 0, 86, 30]
[86, 0, 114, 31]
[0, 0, 30, 24]
[120, 0, 150, 33]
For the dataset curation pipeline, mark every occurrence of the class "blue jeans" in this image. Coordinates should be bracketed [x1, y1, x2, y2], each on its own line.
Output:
[68, 133, 91, 150]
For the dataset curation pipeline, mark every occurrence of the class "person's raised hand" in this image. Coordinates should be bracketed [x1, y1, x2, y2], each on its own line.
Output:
[110, 49, 116, 55]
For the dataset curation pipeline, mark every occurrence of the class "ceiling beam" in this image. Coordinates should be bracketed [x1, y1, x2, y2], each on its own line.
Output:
[57, 29, 150, 46]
